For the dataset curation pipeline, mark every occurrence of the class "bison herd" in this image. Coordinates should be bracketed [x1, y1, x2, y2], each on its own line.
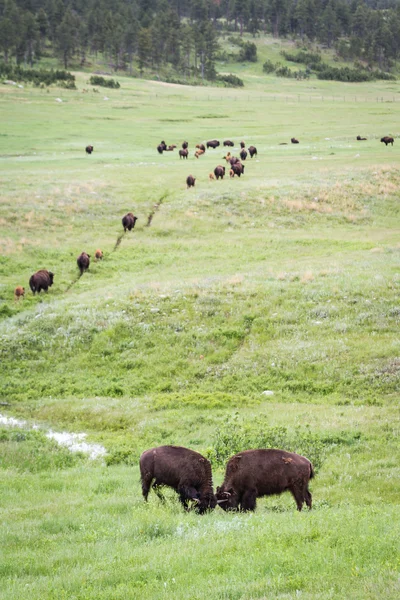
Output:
[140, 445, 315, 514]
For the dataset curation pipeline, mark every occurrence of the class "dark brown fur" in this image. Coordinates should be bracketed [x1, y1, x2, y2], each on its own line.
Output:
[179, 148, 189, 159]
[186, 175, 196, 188]
[29, 270, 54, 294]
[248, 145, 257, 158]
[229, 156, 240, 166]
[195, 143, 206, 152]
[85, 145, 94, 154]
[182, 141, 188, 149]
[240, 141, 245, 148]
[291, 137, 299, 144]
[216, 449, 314, 512]
[231, 162, 245, 177]
[214, 165, 226, 180]
[77, 252, 90, 275]
[356, 136, 367, 141]
[157, 141, 167, 154]
[207, 140, 220, 149]
[140, 445, 217, 513]
[381, 136, 394, 146]
[240, 149, 248, 161]
[223, 140, 234, 147]
[122, 212, 138, 232]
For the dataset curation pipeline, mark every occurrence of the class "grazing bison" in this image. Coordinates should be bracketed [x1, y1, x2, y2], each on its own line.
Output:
[186, 175, 196, 188]
[140, 445, 217, 514]
[229, 156, 240, 166]
[216, 449, 314, 512]
[122, 212, 138, 232]
[240, 149, 248, 161]
[95, 249, 103, 261]
[240, 141, 245, 148]
[291, 137, 299, 144]
[166, 144, 177, 151]
[77, 252, 90, 275]
[196, 143, 206, 152]
[207, 140, 220, 149]
[14, 286, 25, 301]
[157, 141, 167, 154]
[182, 141, 188, 149]
[179, 148, 189, 159]
[214, 165, 226, 180]
[356, 136, 367, 141]
[85, 145, 94, 154]
[381, 136, 394, 146]
[248, 145, 257, 158]
[29, 269, 54, 294]
[223, 140, 234, 147]
[231, 162, 245, 177]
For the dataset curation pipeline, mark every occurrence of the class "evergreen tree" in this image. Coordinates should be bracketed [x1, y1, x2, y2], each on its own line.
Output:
[56, 7, 79, 68]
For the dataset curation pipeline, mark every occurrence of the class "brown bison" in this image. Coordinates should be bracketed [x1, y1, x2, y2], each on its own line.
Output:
[214, 165, 226, 180]
[166, 144, 177, 151]
[248, 145, 257, 158]
[381, 136, 394, 146]
[182, 141, 188, 149]
[157, 141, 167, 154]
[216, 449, 314, 512]
[240, 149, 248, 161]
[179, 148, 189, 159]
[209, 172, 215, 180]
[223, 140, 234, 147]
[291, 137, 299, 144]
[85, 145, 94, 154]
[231, 162, 245, 177]
[240, 141, 245, 148]
[194, 149, 205, 158]
[356, 136, 367, 141]
[77, 252, 90, 275]
[95, 249, 103, 261]
[29, 269, 54, 294]
[186, 175, 196, 188]
[122, 212, 138, 232]
[207, 140, 220, 149]
[229, 169, 234, 178]
[140, 445, 217, 514]
[195, 143, 206, 152]
[14, 286, 25, 301]
[229, 156, 240, 166]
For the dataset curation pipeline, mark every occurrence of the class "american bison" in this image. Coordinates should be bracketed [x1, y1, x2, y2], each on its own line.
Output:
[356, 136, 367, 141]
[179, 148, 189, 159]
[85, 145, 94, 154]
[157, 141, 167, 154]
[166, 144, 177, 151]
[214, 165, 226, 180]
[122, 212, 138, 232]
[381, 136, 394, 146]
[140, 445, 217, 514]
[14, 286, 25, 301]
[223, 140, 234, 147]
[224, 152, 232, 162]
[29, 269, 54, 294]
[209, 172, 215, 180]
[207, 140, 220, 149]
[186, 175, 196, 188]
[77, 252, 90, 275]
[240, 149, 248, 161]
[194, 149, 205, 158]
[291, 137, 299, 144]
[196, 143, 206, 152]
[216, 449, 314, 512]
[182, 141, 188, 149]
[95, 249, 103, 261]
[248, 145, 257, 158]
[240, 141, 245, 148]
[231, 162, 245, 177]
[229, 156, 240, 166]
[229, 169, 234, 178]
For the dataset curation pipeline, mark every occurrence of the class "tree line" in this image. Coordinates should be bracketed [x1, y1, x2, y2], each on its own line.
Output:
[1, 0, 399, 78]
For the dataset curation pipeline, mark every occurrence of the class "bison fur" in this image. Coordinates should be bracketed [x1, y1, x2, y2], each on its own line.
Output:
[29, 270, 54, 294]
[122, 212, 138, 232]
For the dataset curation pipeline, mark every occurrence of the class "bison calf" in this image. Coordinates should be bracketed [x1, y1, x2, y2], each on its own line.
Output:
[122, 212, 138, 232]
[140, 445, 217, 514]
[95, 249, 103, 261]
[216, 449, 314, 512]
[29, 270, 54, 294]
[14, 286, 25, 301]
[77, 252, 90, 275]
[186, 175, 196, 188]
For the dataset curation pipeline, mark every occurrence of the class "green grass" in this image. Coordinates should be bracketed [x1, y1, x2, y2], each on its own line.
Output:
[1, 63, 400, 599]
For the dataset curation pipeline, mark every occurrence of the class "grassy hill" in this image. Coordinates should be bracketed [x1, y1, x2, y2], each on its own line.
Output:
[0, 69, 399, 599]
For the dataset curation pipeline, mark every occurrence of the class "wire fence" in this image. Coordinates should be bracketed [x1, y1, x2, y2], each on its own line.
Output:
[150, 93, 400, 104]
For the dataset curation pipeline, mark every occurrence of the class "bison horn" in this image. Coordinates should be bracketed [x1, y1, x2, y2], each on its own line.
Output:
[217, 499, 229, 504]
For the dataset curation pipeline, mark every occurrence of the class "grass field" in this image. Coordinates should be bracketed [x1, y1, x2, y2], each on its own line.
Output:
[1, 67, 400, 599]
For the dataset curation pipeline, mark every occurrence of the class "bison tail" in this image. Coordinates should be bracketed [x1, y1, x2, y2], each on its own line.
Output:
[309, 463, 315, 480]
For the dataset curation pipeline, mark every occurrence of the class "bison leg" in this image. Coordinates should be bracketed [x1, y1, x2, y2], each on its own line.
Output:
[290, 485, 305, 511]
[304, 487, 312, 510]
[152, 482, 166, 503]
[141, 472, 153, 501]
[240, 489, 257, 512]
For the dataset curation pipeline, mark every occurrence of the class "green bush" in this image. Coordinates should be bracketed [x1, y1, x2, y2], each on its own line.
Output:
[0, 63, 75, 87]
[216, 73, 244, 87]
[263, 59, 275, 74]
[238, 41, 257, 62]
[89, 75, 120, 88]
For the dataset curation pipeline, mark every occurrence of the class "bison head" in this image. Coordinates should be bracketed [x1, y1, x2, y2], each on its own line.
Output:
[48, 272, 54, 285]
[196, 490, 217, 514]
[216, 486, 239, 511]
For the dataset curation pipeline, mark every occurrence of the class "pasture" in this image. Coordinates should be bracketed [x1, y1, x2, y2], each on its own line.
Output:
[1, 71, 400, 599]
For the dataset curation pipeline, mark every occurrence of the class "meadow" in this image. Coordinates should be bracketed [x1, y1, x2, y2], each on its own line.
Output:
[0, 66, 400, 599]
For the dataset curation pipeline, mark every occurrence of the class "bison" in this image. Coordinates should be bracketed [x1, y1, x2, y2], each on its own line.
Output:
[240, 149, 248, 161]
[14, 286, 25, 301]
[223, 140, 234, 147]
[381, 136, 394, 146]
[207, 140, 220, 149]
[240, 141, 245, 148]
[122, 212, 138, 232]
[77, 252, 90, 275]
[214, 165, 226, 180]
[231, 162, 245, 177]
[179, 148, 189, 159]
[209, 172, 215, 180]
[356, 136, 367, 141]
[229, 156, 240, 166]
[248, 145, 257, 158]
[29, 269, 54, 294]
[140, 445, 217, 514]
[157, 141, 167, 154]
[195, 143, 206, 152]
[216, 449, 314, 512]
[85, 145, 94, 154]
[95, 249, 103, 261]
[182, 141, 188, 149]
[166, 144, 177, 151]
[291, 137, 299, 144]
[186, 175, 196, 188]
[194, 149, 205, 158]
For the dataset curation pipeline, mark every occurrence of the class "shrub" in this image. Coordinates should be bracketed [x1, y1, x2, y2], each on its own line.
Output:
[0, 63, 75, 87]
[216, 73, 244, 87]
[89, 75, 120, 88]
[281, 50, 322, 65]
[263, 60, 275, 74]
[238, 41, 257, 62]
